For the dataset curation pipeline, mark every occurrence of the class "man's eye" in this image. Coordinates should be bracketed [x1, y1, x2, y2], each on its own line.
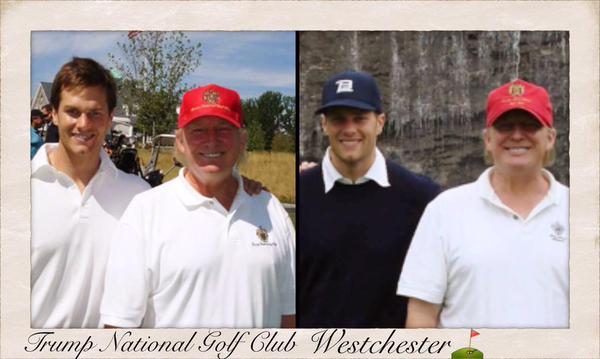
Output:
[523, 123, 541, 131]
[67, 110, 80, 117]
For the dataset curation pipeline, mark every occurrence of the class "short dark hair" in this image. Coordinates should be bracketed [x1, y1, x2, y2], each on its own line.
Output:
[31, 109, 43, 123]
[50, 57, 117, 113]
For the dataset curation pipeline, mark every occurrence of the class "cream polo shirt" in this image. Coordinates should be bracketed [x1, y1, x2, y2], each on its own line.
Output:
[31, 144, 150, 328]
[100, 168, 296, 328]
[397, 167, 569, 328]
[322, 147, 390, 193]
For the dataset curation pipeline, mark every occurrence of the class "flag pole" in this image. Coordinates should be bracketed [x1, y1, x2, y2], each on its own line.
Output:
[469, 331, 472, 348]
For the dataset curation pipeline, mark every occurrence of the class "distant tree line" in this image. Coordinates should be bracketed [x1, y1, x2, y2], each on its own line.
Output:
[243, 92, 295, 152]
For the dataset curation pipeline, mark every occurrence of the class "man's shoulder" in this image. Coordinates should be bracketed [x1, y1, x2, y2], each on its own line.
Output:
[299, 163, 322, 180]
[113, 170, 152, 194]
[424, 180, 479, 213]
[299, 163, 324, 186]
[385, 160, 440, 198]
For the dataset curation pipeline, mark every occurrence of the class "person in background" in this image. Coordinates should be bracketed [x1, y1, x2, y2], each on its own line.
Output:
[298, 70, 440, 328]
[397, 79, 568, 328]
[42, 103, 59, 143]
[30, 109, 44, 159]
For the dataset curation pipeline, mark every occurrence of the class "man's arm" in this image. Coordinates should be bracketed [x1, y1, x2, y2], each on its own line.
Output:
[405, 298, 441, 328]
[281, 315, 296, 328]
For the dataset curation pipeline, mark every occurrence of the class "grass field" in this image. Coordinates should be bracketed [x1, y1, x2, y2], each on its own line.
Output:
[137, 148, 296, 204]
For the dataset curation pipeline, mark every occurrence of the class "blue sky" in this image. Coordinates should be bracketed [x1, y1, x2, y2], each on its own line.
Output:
[31, 31, 295, 100]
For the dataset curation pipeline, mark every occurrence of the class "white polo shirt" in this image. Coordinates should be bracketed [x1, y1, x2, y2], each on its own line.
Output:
[397, 167, 569, 328]
[31, 144, 150, 328]
[100, 168, 296, 328]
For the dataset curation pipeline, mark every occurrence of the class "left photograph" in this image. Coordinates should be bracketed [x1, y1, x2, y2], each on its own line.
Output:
[30, 31, 296, 329]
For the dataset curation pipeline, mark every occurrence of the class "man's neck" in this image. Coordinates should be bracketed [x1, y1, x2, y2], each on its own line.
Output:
[184, 169, 239, 211]
[490, 167, 550, 218]
[330, 149, 377, 182]
[49, 145, 101, 193]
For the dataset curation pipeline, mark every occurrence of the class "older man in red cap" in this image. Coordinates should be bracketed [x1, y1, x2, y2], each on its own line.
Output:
[397, 79, 568, 328]
[100, 84, 296, 328]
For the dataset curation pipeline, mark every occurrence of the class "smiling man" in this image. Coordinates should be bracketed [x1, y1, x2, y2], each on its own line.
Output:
[100, 84, 295, 328]
[397, 79, 569, 328]
[31, 58, 150, 328]
[297, 71, 440, 328]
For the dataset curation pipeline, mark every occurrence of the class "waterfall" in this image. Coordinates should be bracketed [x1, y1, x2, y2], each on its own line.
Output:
[512, 31, 521, 80]
[389, 33, 402, 137]
[351, 32, 360, 70]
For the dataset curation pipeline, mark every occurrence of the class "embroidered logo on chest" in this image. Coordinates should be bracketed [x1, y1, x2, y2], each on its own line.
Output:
[550, 221, 566, 241]
[253, 225, 276, 247]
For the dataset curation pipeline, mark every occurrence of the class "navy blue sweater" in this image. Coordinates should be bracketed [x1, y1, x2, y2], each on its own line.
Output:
[298, 161, 440, 328]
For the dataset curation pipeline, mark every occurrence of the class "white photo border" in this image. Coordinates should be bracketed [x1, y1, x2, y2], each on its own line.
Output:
[1, 1, 598, 358]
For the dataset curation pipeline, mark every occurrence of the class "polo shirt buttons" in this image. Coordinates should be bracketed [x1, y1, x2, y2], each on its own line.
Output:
[513, 214, 518, 220]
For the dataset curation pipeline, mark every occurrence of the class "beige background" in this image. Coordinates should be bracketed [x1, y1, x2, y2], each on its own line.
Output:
[1, 1, 599, 358]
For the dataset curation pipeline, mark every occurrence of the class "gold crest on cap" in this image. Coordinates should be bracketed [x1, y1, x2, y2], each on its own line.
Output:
[203, 89, 220, 104]
[256, 226, 269, 243]
[508, 83, 525, 97]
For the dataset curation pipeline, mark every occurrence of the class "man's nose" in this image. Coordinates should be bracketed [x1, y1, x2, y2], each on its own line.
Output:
[509, 124, 526, 139]
[340, 118, 357, 133]
[76, 113, 93, 128]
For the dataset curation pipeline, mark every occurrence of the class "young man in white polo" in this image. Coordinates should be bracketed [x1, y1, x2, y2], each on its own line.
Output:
[31, 57, 151, 328]
[100, 84, 296, 328]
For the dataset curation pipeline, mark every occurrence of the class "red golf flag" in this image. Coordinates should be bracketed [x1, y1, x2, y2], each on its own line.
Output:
[128, 31, 141, 39]
[470, 329, 480, 338]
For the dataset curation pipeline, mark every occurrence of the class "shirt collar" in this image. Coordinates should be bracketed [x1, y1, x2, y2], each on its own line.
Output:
[175, 167, 248, 211]
[31, 143, 118, 180]
[478, 166, 561, 213]
[321, 146, 390, 193]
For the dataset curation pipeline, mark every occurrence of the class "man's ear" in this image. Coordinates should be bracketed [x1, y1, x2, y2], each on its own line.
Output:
[546, 127, 557, 150]
[107, 108, 114, 134]
[51, 109, 58, 126]
[175, 129, 186, 154]
[376, 113, 386, 135]
[320, 114, 328, 135]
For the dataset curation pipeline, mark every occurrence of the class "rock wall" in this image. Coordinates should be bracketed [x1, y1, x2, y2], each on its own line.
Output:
[299, 31, 569, 188]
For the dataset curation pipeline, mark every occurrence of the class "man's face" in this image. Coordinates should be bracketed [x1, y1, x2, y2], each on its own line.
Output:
[484, 110, 556, 173]
[321, 107, 384, 170]
[31, 116, 43, 129]
[53, 85, 113, 158]
[41, 107, 52, 123]
[176, 116, 247, 178]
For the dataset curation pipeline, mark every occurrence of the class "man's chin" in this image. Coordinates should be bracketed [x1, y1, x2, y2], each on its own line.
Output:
[64, 143, 101, 156]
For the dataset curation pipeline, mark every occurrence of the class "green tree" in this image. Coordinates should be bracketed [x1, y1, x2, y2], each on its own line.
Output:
[256, 91, 282, 151]
[242, 98, 265, 151]
[255, 92, 296, 151]
[278, 95, 296, 136]
[108, 32, 202, 136]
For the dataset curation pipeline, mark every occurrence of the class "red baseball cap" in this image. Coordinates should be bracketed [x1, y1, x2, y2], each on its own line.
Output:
[486, 79, 553, 128]
[178, 84, 244, 128]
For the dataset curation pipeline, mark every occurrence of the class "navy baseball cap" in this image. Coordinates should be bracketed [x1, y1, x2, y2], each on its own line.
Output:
[315, 71, 382, 114]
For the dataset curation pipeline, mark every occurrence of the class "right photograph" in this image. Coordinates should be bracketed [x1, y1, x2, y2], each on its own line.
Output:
[297, 31, 570, 329]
